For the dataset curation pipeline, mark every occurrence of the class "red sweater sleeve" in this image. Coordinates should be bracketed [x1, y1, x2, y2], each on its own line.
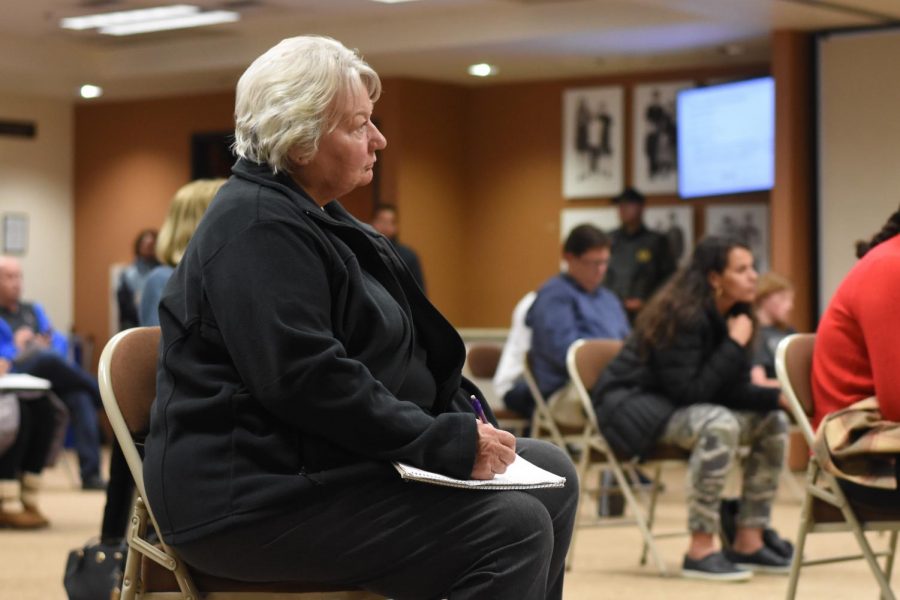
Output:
[855, 253, 900, 421]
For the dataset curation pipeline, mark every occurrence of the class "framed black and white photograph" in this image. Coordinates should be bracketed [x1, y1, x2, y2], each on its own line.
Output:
[632, 81, 693, 195]
[705, 203, 769, 273]
[644, 205, 694, 267]
[562, 86, 623, 199]
[2, 213, 28, 255]
[560, 206, 619, 241]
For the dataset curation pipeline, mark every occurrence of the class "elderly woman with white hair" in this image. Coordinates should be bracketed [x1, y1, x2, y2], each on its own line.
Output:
[143, 35, 577, 599]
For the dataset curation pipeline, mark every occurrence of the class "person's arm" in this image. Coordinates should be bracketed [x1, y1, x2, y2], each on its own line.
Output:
[651, 317, 747, 406]
[32, 303, 68, 358]
[200, 221, 478, 479]
[527, 288, 581, 376]
[856, 258, 900, 421]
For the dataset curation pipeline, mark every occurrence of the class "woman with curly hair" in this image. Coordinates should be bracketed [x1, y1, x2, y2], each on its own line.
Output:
[592, 236, 790, 581]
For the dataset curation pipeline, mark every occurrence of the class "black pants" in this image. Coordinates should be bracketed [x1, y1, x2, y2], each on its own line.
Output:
[0, 395, 55, 479]
[100, 441, 136, 542]
[175, 438, 578, 600]
[15, 350, 103, 479]
[503, 379, 536, 420]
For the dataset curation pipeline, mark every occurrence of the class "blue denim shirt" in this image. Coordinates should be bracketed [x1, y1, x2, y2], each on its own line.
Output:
[526, 274, 630, 396]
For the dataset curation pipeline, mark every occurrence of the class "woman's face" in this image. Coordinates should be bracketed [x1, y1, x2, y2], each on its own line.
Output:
[759, 289, 795, 323]
[709, 246, 757, 307]
[293, 79, 387, 204]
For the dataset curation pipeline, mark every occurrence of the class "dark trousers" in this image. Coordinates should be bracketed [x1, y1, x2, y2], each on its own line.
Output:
[0, 395, 55, 479]
[101, 441, 135, 542]
[15, 350, 103, 479]
[176, 438, 578, 600]
[504, 378, 536, 420]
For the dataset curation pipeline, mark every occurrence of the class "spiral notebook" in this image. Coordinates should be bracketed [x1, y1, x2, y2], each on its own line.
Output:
[393, 455, 566, 490]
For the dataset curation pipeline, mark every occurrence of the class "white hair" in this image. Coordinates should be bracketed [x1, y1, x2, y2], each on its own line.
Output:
[233, 35, 382, 174]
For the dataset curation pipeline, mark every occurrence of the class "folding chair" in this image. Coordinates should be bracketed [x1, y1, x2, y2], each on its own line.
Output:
[566, 338, 689, 576]
[98, 327, 383, 600]
[776, 333, 900, 600]
[522, 352, 589, 454]
[464, 342, 529, 436]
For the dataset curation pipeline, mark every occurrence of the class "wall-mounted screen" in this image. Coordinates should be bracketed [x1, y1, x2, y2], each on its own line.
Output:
[676, 76, 775, 199]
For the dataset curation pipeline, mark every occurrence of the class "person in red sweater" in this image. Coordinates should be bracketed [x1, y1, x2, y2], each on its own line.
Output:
[812, 207, 900, 429]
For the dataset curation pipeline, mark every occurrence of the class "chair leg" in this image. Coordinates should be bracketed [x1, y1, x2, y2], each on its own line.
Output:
[565, 446, 593, 571]
[609, 458, 668, 576]
[639, 464, 663, 567]
[786, 462, 817, 600]
[119, 508, 142, 600]
[883, 531, 899, 600]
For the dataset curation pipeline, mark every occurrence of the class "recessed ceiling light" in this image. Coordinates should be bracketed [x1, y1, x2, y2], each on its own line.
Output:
[99, 11, 240, 36]
[468, 63, 499, 78]
[80, 84, 103, 99]
[60, 5, 199, 30]
[719, 44, 745, 57]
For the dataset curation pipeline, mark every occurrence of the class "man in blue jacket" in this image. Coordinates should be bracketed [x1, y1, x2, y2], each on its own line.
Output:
[0, 257, 105, 490]
[504, 224, 630, 418]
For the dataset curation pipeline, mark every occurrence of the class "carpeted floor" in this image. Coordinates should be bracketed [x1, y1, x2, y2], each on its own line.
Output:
[0, 450, 893, 600]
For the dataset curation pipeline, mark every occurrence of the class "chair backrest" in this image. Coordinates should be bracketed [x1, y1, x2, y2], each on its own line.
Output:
[775, 333, 816, 446]
[566, 339, 624, 430]
[98, 327, 161, 507]
[466, 343, 503, 379]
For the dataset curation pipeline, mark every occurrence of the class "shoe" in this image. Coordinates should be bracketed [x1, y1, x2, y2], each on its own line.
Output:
[762, 528, 794, 560]
[0, 507, 49, 529]
[682, 551, 753, 582]
[724, 545, 792, 574]
[81, 475, 107, 491]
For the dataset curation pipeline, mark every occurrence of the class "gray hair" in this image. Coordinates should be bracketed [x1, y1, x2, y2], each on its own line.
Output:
[233, 35, 382, 174]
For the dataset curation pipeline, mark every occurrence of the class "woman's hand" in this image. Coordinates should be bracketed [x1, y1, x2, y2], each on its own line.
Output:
[0, 358, 9, 376]
[470, 420, 517, 480]
[727, 314, 754, 347]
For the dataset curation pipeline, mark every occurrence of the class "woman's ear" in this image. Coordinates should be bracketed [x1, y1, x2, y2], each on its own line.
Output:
[707, 271, 722, 296]
[288, 148, 309, 167]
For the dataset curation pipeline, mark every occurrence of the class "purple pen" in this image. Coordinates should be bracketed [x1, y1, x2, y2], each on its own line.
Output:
[469, 394, 489, 425]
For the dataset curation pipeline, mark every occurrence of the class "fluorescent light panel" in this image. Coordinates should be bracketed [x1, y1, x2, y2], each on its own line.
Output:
[99, 10, 240, 36]
[60, 5, 199, 30]
[80, 84, 103, 99]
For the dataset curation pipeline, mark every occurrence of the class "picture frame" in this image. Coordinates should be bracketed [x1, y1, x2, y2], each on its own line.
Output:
[562, 86, 624, 199]
[560, 206, 619, 241]
[644, 205, 694, 267]
[631, 81, 693, 195]
[3, 212, 28, 255]
[704, 203, 770, 273]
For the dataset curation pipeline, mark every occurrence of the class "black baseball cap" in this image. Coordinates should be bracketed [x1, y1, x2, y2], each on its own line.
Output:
[612, 187, 645, 204]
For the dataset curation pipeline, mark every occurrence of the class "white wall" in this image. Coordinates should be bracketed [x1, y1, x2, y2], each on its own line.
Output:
[0, 95, 73, 332]
[818, 27, 900, 311]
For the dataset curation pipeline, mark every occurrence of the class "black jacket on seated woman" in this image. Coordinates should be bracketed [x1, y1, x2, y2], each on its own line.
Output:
[594, 302, 779, 460]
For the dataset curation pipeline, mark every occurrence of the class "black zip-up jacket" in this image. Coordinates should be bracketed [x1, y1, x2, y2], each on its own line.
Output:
[144, 159, 489, 544]
[591, 303, 779, 459]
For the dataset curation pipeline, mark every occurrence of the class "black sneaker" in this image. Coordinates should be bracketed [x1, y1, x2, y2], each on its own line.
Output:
[81, 474, 107, 491]
[724, 545, 792, 574]
[682, 551, 753, 582]
[762, 528, 794, 560]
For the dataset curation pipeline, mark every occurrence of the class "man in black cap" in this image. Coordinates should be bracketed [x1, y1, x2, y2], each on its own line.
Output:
[605, 187, 676, 322]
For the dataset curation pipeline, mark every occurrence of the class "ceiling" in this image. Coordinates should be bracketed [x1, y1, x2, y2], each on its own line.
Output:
[4, 0, 900, 101]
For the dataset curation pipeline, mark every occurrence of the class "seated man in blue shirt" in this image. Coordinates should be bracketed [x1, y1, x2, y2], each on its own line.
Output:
[504, 224, 630, 418]
[0, 257, 106, 490]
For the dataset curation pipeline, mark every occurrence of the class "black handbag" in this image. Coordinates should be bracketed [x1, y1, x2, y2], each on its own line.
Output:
[63, 539, 126, 600]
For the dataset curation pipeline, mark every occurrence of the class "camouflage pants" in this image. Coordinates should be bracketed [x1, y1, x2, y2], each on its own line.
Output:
[658, 404, 788, 534]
